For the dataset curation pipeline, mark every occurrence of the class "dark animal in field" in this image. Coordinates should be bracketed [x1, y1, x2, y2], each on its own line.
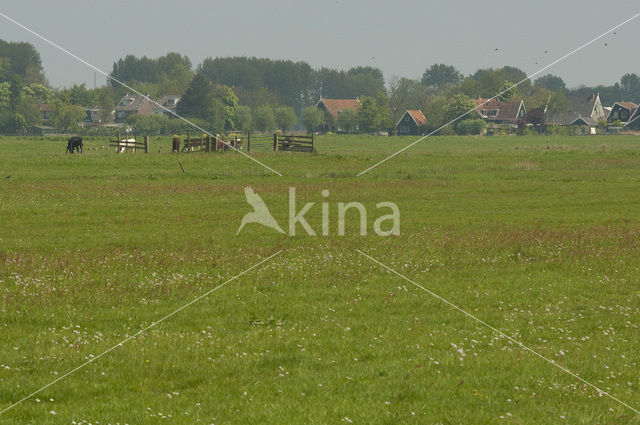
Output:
[66, 136, 83, 154]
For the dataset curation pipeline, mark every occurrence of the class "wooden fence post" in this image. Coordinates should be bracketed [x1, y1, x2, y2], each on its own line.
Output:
[273, 133, 279, 151]
[311, 133, 316, 153]
[206, 136, 210, 152]
[144, 135, 149, 153]
[247, 131, 251, 153]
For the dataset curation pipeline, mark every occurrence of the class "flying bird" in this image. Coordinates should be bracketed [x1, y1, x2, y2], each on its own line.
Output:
[237, 187, 285, 235]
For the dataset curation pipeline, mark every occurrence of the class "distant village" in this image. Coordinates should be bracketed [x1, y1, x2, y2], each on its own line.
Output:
[30, 91, 640, 137]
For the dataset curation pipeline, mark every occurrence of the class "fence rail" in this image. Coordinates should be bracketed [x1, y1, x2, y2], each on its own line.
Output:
[109, 133, 149, 153]
[273, 133, 316, 153]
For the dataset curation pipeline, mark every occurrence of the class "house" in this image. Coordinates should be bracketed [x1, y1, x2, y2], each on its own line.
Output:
[397, 110, 427, 135]
[473, 99, 526, 124]
[114, 93, 155, 122]
[152, 94, 182, 117]
[607, 102, 638, 124]
[545, 93, 607, 126]
[315, 98, 361, 118]
[315, 98, 360, 132]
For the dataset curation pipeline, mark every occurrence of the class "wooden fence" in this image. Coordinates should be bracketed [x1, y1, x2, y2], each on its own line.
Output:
[245, 132, 273, 152]
[109, 133, 149, 153]
[182, 133, 244, 153]
[273, 133, 316, 153]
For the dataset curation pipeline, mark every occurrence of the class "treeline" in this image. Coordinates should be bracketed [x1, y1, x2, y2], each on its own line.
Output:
[2, 38, 640, 136]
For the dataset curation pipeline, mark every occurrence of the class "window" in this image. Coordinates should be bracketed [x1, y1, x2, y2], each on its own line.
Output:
[166, 98, 175, 106]
[488, 109, 499, 117]
[119, 98, 134, 106]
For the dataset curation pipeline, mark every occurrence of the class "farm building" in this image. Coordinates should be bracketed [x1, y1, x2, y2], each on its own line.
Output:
[607, 102, 638, 124]
[545, 93, 607, 126]
[114, 93, 155, 122]
[473, 99, 526, 124]
[153, 95, 182, 117]
[315, 98, 360, 133]
[396, 110, 427, 135]
[29, 125, 57, 136]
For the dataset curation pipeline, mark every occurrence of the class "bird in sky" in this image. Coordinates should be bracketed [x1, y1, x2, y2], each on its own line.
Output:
[237, 187, 285, 235]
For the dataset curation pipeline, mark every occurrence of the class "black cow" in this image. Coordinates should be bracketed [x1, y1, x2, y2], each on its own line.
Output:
[66, 136, 83, 154]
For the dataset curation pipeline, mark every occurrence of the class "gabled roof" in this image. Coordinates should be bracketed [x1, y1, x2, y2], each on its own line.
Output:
[316, 98, 360, 118]
[156, 94, 182, 109]
[473, 98, 525, 122]
[115, 93, 155, 116]
[613, 101, 638, 111]
[545, 94, 603, 126]
[607, 102, 639, 123]
[397, 110, 427, 127]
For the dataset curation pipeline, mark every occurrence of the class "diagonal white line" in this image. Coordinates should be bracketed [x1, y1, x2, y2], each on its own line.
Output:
[0, 11, 283, 177]
[623, 113, 640, 128]
[355, 249, 640, 416]
[0, 250, 283, 416]
[357, 11, 640, 176]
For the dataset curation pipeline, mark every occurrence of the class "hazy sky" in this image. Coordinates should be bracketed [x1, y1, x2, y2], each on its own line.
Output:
[1, 0, 639, 89]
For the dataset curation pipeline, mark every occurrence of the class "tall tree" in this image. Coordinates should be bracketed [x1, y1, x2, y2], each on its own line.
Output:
[0, 40, 45, 84]
[301, 107, 323, 133]
[388, 77, 427, 124]
[177, 74, 237, 131]
[233, 105, 253, 131]
[620, 73, 640, 102]
[444, 93, 477, 131]
[422, 64, 462, 91]
[337, 108, 359, 133]
[274, 106, 297, 132]
[254, 106, 275, 133]
[534, 74, 567, 93]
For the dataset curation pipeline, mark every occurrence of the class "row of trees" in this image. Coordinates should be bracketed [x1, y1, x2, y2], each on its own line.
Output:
[3, 39, 640, 136]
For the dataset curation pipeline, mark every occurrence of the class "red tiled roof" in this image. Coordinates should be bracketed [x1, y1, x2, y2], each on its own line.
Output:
[406, 110, 427, 126]
[317, 99, 360, 117]
[616, 102, 638, 110]
[473, 98, 524, 122]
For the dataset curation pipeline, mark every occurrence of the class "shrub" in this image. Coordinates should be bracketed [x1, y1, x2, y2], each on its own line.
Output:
[456, 119, 485, 135]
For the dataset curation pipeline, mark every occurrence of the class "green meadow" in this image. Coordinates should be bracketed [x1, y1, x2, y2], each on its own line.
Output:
[1, 134, 640, 424]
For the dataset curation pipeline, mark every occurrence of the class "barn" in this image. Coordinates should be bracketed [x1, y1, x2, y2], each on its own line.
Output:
[396, 110, 427, 135]
[315, 98, 360, 133]
[608, 102, 638, 124]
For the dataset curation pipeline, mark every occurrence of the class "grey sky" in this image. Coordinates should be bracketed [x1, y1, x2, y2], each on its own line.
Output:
[1, 0, 639, 89]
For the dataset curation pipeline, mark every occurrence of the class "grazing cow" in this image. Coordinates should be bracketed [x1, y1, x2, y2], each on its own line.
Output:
[66, 136, 83, 154]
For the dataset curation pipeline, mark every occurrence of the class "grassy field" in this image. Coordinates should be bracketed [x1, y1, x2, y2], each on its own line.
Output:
[1, 133, 640, 424]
